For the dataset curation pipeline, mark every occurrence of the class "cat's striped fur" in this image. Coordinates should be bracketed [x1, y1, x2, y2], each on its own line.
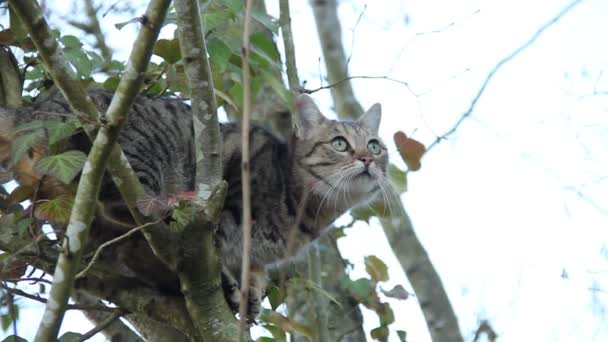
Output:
[0, 91, 388, 319]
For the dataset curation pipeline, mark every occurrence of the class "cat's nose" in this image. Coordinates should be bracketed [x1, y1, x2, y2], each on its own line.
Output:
[358, 156, 373, 167]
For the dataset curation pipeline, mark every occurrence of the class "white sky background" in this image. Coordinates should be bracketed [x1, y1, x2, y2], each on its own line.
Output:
[2, 0, 608, 341]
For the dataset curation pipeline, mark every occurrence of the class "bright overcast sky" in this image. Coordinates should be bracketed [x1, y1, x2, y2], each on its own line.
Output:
[3, 0, 607, 341]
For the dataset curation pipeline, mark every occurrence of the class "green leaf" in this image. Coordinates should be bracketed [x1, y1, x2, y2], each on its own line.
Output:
[378, 303, 395, 325]
[222, 0, 243, 13]
[64, 48, 92, 77]
[170, 202, 196, 230]
[34, 195, 74, 225]
[397, 330, 407, 342]
[346, 278, 373, 302]
[58, 332, 83, 342]
[365, 255, 389, 283]
[15, 120, 46, 134]
[250, 32, 280, 68]
[208, 38, 232, 73]
[153, 39, 181, 64]
[252, 9, 279, 33]
[203, 10, 234, 33]
[103, 76, 120, 91]
[85, 50, 104, 70]
[388, 164, 407, 194]
[370, 326, 389, 342]
[59, 35, 82, 49]
[267, 286, 283, 310]
[34, 150, 87, 185]
[256, 338, 275, 342]
[1, 336, 27, 342]
[11, 129, 45, 164]
[107, 60, 125, 72]
[261, 324, 285, 342]
[46, 119, 81, 145]
[1, 314, 11, 331]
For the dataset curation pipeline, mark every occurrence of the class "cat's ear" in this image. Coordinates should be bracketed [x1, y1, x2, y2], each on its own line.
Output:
[295, 94, 327, 137]
[357, 103, 382, 133]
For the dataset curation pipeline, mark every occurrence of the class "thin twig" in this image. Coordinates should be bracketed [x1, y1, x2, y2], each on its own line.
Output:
[302, 74, 417, 96]
[3, 277, 53, 285]
[75, 219, 162, 279]
[345, 4, 367, 68]
[426, 0, 583, 153]
[0, 284, 119, 312]
[76, 308, 127, 342]
[239, 0, 254, 340]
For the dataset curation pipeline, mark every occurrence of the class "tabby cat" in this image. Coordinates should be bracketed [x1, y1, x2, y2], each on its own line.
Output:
[0, 91, 388, 319]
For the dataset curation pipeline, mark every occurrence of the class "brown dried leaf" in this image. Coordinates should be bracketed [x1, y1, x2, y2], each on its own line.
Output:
[394, 131, 426, 171]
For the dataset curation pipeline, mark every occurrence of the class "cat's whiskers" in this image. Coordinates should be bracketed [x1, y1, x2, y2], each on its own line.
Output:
[309, 165, 359, 227]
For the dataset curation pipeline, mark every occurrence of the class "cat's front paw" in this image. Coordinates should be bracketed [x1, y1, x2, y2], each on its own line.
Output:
[221, 269, 267, 323]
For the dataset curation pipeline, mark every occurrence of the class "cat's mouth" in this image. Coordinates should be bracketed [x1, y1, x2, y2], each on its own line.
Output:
[357, 169, 372, 178]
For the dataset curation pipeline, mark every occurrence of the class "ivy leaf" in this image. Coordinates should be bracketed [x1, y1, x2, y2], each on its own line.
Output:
[222, 0, 243, 13]
[153, 39, 181, 64]
[365, 255, 389, 283]
[6, 185, 34, 207]
[103, 75, 121, 91]
[34, 195, 74, 225]
[170, 202, 196, 230]
[57, 332, 83, 342]
[394, 131, 426, 172]
[256, 337, 276, 342]
[59, 35, 82, 49]
[252, 9, 279, 34]
[46, 119, 81, 145]
[344, 278, 373, 302]
[397, 330, 407, 342]
[381, 284, 410, 301]
[370, 326, 389, 342]
[35, 150, 87, 185]
[388, 164, 407, 194]
[377, 302, 395, 325]
[11, 129, 45, 165]
[261, 325, 285, 342]
[64, 47, 92, 77]
[267, 286, 283, 311]
[208, 38, 232, 73]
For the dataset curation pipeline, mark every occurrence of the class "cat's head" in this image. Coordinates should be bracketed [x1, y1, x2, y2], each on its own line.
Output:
[293, 94, 388, 212]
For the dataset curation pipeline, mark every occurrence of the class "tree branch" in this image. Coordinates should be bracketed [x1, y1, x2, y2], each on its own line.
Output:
[310, 0, 463, 341]
[169, 0, 244, 340]
[73, 291, 144, 342]
[310, 0, 364, 117]
[239, 1, 254, 340]
[426, 0, 583, 153]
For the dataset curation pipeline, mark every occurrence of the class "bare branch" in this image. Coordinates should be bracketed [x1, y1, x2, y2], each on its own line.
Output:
[302, 74, 416, 96]
[426, 0, 583, 153]
[75, 309, 127, 342]
[76, 219, 163, 279]
[239, 1, 254, 340]
[1, 284, 120, 312]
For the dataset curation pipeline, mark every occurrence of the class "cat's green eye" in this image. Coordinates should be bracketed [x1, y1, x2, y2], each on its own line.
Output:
[368, 139, 382, 155]
[331, 137, 349, 152]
